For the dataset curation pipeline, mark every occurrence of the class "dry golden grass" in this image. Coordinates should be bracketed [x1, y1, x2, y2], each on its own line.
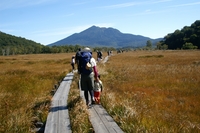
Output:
[0, 53, 74, 132]
[1, 51, 200, 133]
[68, 73, 94, 133]
[100, 50, 200, 132]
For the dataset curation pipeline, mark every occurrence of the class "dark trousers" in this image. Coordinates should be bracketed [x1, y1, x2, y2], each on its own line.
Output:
[71, 63, 75, 70]
[84, 90, 94, 105]
[81, 73, 94, 105]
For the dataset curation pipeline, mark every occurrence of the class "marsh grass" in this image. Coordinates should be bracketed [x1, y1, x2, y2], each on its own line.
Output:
[68, 73, 94, 133]
[101, 50, 200, 132]
[1, 51, 200, 132]
[0, 53, 73, 132]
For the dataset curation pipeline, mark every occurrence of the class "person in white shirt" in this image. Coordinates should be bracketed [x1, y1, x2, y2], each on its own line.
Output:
[94, 74, 103, 104]
[80, 47, 99, 107]
[71, 55, 75, 71]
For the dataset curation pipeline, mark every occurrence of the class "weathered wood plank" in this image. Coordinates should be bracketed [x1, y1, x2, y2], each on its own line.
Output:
[45, 55, 123, 133]
[44, 73, 73, 133]
[89, 106, 109, 133]
[92, 105, 123, 133]
[79, 81, 124, 133]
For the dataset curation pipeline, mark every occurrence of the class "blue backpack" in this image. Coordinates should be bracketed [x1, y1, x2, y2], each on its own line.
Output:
[80, 52, 93, 74]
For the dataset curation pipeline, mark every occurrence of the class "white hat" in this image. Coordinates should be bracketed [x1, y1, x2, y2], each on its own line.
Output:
[82, 47, 91, 52]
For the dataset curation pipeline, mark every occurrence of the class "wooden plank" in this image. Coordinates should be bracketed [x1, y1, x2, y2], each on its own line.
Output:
[92, 105, 123, 133]
[44, 73, 73, 133]
[79, 78, 124, 133]
[45, 56, 123, 133]
[58, 100, 71, 133]
[102, 56, 109, 63]
[89, 106, 109, 133]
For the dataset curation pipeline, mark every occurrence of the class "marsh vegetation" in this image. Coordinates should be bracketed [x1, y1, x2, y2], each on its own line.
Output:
[0, 50, 199, 132]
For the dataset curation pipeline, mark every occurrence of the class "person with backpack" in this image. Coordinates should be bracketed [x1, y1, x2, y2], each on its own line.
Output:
[97, 51, 103, 62]
[80, 47, 99, 107]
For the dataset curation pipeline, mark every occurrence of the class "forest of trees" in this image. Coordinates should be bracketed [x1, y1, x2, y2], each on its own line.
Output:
[0, 31, 115, 56]
[157, 20, 200, 50]
[0, 31, 43, 55]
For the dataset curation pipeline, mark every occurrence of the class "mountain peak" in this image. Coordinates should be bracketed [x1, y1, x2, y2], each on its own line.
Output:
[48, 26, 162, 48]
[90, 25, 100, 28]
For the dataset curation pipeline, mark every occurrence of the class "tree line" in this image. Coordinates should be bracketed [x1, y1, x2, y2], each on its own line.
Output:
[0, 31, 115, 56]
[157, 20, 200, 50]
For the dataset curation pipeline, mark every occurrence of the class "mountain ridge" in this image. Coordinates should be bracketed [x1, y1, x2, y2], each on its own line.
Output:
[48, 26, 163, 48]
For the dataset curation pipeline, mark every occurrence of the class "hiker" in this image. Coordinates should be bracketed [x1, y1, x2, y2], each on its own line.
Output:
[107, 51, 110, 56]
[75, 48, 82, 74]
[80, 47, 99, 107]
[71, 55, 75, 72]
[97, 51, 103, 62]
[94, 74, 103, 104]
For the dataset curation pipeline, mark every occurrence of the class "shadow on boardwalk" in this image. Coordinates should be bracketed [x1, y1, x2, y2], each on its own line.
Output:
[44, 72, 73, 133]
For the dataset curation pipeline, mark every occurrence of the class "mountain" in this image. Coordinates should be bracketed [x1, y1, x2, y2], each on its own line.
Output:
[48, 26, 163, 48]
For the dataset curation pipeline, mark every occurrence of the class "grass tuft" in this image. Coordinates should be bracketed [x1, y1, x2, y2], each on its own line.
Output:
[0, 53, 73, 132]
[101, 50, 200, 132]
[68, 73, 94, 133]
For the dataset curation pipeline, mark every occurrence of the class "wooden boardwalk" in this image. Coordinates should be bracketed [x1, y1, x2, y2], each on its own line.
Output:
[79, 85, 124, 133]
[44, 55, 124, 133]
[79, 56, 124, 133]
[89, 105, 124, 133]
[44, 72, 73, 133]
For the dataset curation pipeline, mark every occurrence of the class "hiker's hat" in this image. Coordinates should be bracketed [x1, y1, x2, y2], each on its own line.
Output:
[82, 47, 91, 52]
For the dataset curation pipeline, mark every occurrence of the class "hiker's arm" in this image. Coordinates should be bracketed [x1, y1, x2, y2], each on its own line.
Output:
[93, 66, 98, 80]
[100, 81, 103, 92]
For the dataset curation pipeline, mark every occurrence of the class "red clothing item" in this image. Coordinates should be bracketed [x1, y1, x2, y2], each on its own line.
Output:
[94, 91, 101, 104]
[93, 65, 98, 79]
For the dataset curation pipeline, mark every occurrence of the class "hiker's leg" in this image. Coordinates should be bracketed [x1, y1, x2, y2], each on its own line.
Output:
[88, 73, 95, 103]
[89, 90, 95, 103]
[84, 90, 89, 105]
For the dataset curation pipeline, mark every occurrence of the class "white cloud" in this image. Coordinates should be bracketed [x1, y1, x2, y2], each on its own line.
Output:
[73, 0, 95, 6]
[131, 8, 171, 16]
[99, 2, 138, 9]
[145, 9, 152, 12]
[152, 0, 172, 4]
[99, 0, 172, 9]
[0, 0, 55, 10]
[169, 2, 200, 7]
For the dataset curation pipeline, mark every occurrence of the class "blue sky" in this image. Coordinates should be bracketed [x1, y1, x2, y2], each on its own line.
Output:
[0, 0, 199, 45]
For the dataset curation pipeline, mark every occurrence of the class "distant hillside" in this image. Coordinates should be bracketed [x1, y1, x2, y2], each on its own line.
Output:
[48, 26, 163, 48]
[0, 31, 43, 47]
[158, 20, 200, 49]
[0, 31, 93, 55]
[0, 31, 44, 55]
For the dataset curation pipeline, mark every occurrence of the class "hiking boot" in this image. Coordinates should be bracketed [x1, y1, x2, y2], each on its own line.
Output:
[91, 100, 96, 104]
